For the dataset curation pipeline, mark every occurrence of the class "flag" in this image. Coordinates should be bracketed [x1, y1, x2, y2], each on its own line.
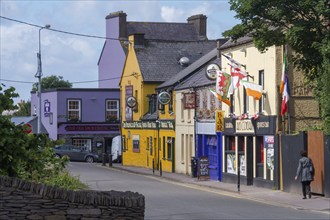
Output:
[280, 47, 287, 94]
[209, 70, 231, 106]
[281, 75, 290, 115]
[241, 81, 263, 100]
[222, 54, 248, 95]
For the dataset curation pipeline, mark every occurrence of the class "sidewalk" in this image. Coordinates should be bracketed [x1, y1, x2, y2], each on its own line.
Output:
[106, 163, 330, 215]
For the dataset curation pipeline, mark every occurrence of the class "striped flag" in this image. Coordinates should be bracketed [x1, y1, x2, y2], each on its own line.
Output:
[280, 47, 287, 94]
[281, 75, 290, 115]
[241, 81, 263, 100]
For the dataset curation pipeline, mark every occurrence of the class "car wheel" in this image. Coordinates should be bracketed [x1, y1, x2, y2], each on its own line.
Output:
[54, 154, 61, 159]
[85, 156, 94, 163]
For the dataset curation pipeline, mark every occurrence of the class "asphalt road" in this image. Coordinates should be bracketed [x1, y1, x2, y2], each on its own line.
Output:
[68, 162, 328, 219]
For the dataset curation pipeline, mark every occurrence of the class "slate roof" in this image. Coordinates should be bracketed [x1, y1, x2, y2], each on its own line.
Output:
[136, 40, 217, 83]
[127, 22, 201, 41]
[157, 38, 228, 89]
[10, 116, 48, 134]
[220, 36, 253, 50]
[174, 56, 220, 91]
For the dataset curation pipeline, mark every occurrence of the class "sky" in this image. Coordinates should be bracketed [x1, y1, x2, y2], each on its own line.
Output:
[0, 0, 239, 103]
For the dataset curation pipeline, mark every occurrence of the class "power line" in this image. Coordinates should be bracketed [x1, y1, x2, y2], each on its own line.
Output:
[0, 74, 134, 85]
[0, 16, 127, 41]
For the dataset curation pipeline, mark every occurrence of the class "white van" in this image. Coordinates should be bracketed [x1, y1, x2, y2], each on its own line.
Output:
[111, 135, 122, 162]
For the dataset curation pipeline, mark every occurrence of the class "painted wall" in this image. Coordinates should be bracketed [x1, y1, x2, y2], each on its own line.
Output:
[98, 16, 126, 88]
[31, 89, 120, 140]
[175, 89, 195, 175]
[221, 43, 277, 116]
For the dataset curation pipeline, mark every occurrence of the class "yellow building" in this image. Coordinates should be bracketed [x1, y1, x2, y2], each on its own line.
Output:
[120, 31, 217, 172]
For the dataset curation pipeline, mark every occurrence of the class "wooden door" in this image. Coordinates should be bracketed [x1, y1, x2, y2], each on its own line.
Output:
[308, 131, 324, 195]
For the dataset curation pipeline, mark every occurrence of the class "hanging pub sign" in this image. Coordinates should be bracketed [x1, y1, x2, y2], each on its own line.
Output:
[126, 96, 137, 108]
[205, 63, 220, 80]
[183, 92, 195, 109]
[215, 110, 225, 132]
[158, 91, 171, 105]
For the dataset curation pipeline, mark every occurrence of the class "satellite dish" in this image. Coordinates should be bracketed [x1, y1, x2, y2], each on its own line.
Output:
[179, 57, 190, 66]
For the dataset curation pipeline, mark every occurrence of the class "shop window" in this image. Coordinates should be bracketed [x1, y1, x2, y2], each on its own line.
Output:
[72, 139, 91, 152]
[238, 137, 245, 153]
[132, 135, 140, 153]
[163, 136, 166, 159]
[256, 136, 264, 178]
[167, 137, 173, 161]
[225, 136, 236, 174]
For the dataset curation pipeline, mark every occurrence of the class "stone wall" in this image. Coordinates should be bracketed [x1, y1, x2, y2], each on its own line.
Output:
[0, 176, 145, 220]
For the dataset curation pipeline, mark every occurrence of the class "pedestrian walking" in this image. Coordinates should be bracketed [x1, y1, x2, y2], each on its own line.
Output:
[295, 150, 314, 199]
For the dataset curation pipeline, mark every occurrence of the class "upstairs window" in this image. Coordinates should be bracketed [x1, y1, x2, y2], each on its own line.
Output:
[148, 94, 157, 114]
[67, 99, 81, 121]
[106, 100, 119, 121]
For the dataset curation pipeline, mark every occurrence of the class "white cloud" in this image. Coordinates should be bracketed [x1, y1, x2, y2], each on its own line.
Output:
[161, 6, 185, 22]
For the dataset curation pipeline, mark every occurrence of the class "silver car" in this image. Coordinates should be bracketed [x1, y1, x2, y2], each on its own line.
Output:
[54, 144, 99, 163]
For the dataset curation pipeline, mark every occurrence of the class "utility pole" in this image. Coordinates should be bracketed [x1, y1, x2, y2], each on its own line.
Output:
[35, 25, 51, 134]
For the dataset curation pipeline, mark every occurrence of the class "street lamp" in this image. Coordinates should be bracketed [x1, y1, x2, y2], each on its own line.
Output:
[35, 24, 51, 134]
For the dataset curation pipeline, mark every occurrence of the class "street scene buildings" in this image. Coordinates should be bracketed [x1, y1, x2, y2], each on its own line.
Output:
[21, 11, 329, 198]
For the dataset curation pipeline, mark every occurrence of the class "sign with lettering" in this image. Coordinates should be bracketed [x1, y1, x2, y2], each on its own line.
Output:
[254, 116, 276, 135]
[236, 119, 254, 134]
[215, 110, 224, 132]
[205, 63, 220, 80]
[198, 156, 209, 180]
[65, 125, 120, 132]
[223, 118, 235, 134]
[158, 91, 171, 105]
[264, 135, 275, 170]
[44, 100, 51, 117]
[183, 92, 195, 109]
[122, 120, 175, 130]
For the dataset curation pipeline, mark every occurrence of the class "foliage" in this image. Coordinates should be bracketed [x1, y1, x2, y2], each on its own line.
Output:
[13, 100, 31, 116]
[0, 86, 86, 190]
[32, 75, 72, 92]
[0, 86, 19, 113]
[42, 170, 88, 190]
[224, 0, 330, 133]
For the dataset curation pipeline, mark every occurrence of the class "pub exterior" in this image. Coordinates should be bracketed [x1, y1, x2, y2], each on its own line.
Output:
[222, 116, 280, 189]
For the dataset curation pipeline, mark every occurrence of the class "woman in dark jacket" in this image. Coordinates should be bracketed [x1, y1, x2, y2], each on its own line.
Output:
[295, 150, 314, 199]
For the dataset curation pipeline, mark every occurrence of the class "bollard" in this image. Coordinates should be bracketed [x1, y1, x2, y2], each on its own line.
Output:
[109, 154, 113, 167]
[102, 153, 106, 166]
[160, 160, 162, 177]
[152, 159, 155, 175]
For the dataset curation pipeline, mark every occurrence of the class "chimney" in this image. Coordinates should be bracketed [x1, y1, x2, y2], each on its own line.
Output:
[106, 11, 127, 39]
[187, 14, 207, 40]
[133, 33, 145, 48]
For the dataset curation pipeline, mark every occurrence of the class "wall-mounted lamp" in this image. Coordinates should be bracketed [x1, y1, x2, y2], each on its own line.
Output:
[240, 48, 247, 56]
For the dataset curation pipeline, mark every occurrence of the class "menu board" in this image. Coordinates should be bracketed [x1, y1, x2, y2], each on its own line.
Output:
[198, 156, 209, 180]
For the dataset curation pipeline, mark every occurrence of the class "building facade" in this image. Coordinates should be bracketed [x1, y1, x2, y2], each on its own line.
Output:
[31, 88, 120, 154]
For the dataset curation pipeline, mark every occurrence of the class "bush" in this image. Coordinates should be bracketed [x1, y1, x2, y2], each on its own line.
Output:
[42, 170, 88, 190]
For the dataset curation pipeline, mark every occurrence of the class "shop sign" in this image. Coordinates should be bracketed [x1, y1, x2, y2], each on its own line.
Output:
[159, 120, 175, 129]
[205, 63, 220, 80]
[65, 125, 119, 131]
[264, 135, 275, 170]
[198, 156, 210, 180]
[215, 110, 225, 132]
[44, 100, 51, 117]
[158, 91, 171, 105]
[122, 121, 157, 129]
[126, 96, 137, 108]
[223, 118, 235, 134]
[183, 92, 195, 109]
[236, 119, 255, 134]
[255, 116, 276, 135]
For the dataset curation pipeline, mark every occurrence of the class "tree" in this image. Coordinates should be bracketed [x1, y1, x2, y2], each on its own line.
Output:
[13, 100, 31, 116]
[223, 0, 330, 134]
[32, 75, 72, 92]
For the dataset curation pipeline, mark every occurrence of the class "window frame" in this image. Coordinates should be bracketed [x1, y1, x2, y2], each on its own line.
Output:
[67, 99, 81, 122]
[106, 99, 119, 121]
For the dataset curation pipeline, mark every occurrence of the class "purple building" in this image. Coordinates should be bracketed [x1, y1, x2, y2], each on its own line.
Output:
[31, 88, 120, 153]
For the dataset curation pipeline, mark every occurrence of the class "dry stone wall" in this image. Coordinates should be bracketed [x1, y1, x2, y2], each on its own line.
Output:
[0, 176, 145, 220]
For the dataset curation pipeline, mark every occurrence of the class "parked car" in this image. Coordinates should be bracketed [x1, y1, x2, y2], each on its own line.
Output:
[54, 144, 99, 163]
